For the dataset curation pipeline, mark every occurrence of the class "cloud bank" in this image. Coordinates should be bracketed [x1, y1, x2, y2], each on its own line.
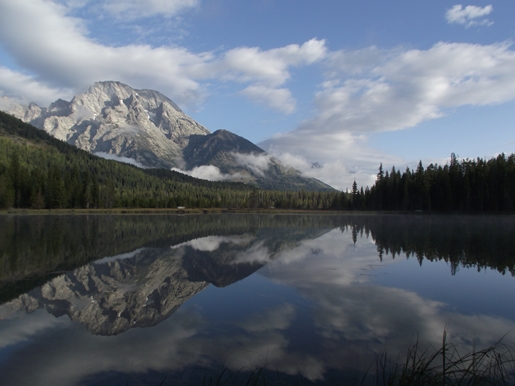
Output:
[261, 41, 515, 189]
[94, 152, 147, 168]
[171, 153, 272, 182]
[102, 0, 200, 20]
[0, 0, 326, 111]
[172, 165, 249, 182]
[1, 0, 515, 191]
[446, 4, 493, 27]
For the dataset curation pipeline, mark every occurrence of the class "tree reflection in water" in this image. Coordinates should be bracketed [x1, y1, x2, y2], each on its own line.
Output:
[0, 214, 514, 385]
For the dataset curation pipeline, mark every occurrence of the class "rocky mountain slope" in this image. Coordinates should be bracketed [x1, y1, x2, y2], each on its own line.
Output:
[2, 81, 208, 169]
[0, 224, 332, 336]
[1, 81, 333, 191]
[183, 129, 332, 190]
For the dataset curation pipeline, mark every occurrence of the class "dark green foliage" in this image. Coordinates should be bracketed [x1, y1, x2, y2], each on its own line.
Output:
[0, 111, 339, 209]
[362, 155, 515, 212]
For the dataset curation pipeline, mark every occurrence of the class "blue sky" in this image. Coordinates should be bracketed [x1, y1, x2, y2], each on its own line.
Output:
[1, 0, 515, 189]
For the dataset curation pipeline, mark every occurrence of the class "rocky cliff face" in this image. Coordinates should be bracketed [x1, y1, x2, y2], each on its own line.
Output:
[184, 130, 334, 190]
[5, 81, 209, 169]
[1, 81, 334, 190]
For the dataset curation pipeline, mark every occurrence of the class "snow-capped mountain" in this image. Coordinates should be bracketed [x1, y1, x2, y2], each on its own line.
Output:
[1, 81, 333, 191]
[3, 81, 208, 169]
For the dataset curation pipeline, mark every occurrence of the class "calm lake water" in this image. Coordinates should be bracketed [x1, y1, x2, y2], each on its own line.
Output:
[1, 214, 514, 385]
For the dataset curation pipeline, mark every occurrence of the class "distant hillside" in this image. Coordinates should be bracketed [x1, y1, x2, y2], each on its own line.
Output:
[184, 129, 334, 191]
[1, 81, 333, 191]
[0, 111, 340, 210]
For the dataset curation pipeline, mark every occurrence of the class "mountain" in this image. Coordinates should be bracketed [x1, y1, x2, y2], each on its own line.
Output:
[0, 217, 333, 336]
[2, 81, 208, 169]
[0, 111, 343, 210]
[184, 129, 332, 190]
[1, 81, 333, 191]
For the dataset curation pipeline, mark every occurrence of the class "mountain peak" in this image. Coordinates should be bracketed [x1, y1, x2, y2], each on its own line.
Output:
[84, 81, 183, 113]
[0, 81, 334, 191]
[0, 81, 210, 168]
[184, 130, 265, 170]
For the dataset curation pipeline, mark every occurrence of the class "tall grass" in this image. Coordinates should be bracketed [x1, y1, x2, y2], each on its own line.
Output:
[363, 331, 515, 385]
[141, 333, 515, 386]
[200, 367, 269, 386]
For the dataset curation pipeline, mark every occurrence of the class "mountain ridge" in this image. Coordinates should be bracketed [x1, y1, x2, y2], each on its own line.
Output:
[1, 81, 333, 191]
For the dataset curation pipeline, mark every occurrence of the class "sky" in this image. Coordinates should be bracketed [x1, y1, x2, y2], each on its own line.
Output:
[1, 0, 515, 190]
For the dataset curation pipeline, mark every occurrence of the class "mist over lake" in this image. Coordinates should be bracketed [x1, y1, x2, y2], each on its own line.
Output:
[1, 214, 514, 385]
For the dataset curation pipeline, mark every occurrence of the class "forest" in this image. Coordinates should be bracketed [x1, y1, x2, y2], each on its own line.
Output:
[1, 110, 514, 212]
[349, 154, 515, 212]
[0, 111, 339, 210]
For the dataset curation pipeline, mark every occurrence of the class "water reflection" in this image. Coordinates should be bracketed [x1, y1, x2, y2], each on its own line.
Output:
[1, 217, 330, 336]
[1, 214, 514, 385]
[0, 214, 334, 302]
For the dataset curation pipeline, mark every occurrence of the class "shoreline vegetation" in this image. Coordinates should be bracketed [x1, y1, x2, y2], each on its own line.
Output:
[2, 116, 515, 385]
[190, 335, 515, 386]
[2, 111, 515, 213]
[2, 208, 515, 216]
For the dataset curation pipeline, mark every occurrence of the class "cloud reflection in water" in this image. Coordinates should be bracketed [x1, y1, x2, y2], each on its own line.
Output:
[1, 216, 514, 385]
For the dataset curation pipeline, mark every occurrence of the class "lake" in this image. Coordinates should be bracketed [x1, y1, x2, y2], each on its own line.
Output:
[1, 214, 514, 385]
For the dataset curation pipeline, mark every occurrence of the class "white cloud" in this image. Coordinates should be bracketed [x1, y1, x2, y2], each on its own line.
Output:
[0, 67, 73, 106]
[262, 132, 400, 190]
[319, 42, 515, 135]
[94, 152, 147, 168]
[221, 39, 327, 86]
[446, 4, 493, 27]
[0, 0, 211, 107]
[172, 165, 249, 182]
[261, 41, 515, 190]
[232, 152, 272, 177]
[0, 0, 325, 114]
[240, 85, 296, 114]
[220, 39, 326, 114]
[102, 0, 199, 20]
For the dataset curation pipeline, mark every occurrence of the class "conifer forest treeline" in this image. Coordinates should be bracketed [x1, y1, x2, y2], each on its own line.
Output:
[0, 111, 514, 212]
[357, 154, 515, 212]
[0, 112, 338, 210]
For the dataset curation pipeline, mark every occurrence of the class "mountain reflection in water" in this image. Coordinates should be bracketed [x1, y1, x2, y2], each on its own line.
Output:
[0, 214, 514, 386]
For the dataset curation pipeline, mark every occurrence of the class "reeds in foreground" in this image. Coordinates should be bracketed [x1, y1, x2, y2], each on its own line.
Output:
[363, 331, 515, 386]
[154, 333, 515, 386]
[200, 367, 268, 386]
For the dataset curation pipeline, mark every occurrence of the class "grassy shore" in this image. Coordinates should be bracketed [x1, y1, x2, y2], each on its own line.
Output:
[183, 334, 515, 386]
[362, 333, 515, 385]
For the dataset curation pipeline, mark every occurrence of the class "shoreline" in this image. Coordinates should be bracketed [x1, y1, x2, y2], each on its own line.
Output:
[1, 208, 515, 216]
